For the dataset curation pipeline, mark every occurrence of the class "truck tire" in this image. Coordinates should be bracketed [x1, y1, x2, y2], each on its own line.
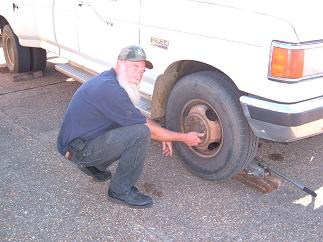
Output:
[2, 24, 31, 73]
[30, 47, 47, 72]
[166, 71, 258, 180]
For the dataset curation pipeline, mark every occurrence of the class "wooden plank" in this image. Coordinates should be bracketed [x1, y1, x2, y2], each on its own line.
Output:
[11, 71, 43, 82]
[233, 171, 283, 193]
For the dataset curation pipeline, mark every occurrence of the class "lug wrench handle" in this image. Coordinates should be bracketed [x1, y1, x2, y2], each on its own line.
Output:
[256, 160, 317, 197]
[303, 187, 317, 197]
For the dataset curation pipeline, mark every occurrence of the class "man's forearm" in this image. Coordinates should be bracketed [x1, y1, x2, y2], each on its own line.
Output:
[145, 118, 185, 142]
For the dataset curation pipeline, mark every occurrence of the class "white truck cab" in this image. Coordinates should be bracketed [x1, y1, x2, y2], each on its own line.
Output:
[1, 0, 323, 180]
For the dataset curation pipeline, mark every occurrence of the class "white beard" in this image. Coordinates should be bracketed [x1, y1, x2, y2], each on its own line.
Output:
[117, 76, 140, 105]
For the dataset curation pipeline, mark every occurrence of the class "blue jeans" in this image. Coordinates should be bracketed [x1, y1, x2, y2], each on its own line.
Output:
[71, 124, 151, 194]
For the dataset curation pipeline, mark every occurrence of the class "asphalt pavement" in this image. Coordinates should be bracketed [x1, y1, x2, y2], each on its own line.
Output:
[0, 51, 322, 241]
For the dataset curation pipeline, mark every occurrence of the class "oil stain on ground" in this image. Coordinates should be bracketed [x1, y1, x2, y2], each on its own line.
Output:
[142, 182, 164, 197]
[268, 153, 284, 161]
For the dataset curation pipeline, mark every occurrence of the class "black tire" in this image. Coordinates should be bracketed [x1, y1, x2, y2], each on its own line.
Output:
[166, 71, 258, 180]
[30, 47, 47, 72]
[2, 24, 31, 73]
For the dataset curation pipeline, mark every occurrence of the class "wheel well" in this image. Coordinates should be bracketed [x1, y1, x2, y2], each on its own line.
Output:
[0, 16, 9, 33]
[151, 60, 239, 119]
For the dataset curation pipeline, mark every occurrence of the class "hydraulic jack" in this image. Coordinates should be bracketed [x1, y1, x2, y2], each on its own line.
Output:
[234, 158, 317, 197]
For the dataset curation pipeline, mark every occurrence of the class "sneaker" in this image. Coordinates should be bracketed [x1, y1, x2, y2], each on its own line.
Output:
[79, 166, 112, 182]
[108, 186, 153, 208]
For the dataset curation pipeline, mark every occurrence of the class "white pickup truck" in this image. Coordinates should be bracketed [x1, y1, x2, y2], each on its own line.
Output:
[1, 0, 323, 180]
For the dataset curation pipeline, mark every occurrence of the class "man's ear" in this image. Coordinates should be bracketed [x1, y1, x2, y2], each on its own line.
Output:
[115, 61, 121, 73]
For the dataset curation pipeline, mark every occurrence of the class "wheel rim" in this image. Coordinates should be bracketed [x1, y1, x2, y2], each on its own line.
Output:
[4, 35, 15, 66]
[181, 99, 223, 157]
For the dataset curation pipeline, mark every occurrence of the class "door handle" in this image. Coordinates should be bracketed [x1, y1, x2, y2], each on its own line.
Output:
[78, 1, 91, 7]
[12, 3, 19, 11]
[106, 21, 114, 27]
[78, 1, 86, 7]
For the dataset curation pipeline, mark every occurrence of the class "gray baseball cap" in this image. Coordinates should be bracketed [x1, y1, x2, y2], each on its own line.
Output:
[117, 45, 153, 69]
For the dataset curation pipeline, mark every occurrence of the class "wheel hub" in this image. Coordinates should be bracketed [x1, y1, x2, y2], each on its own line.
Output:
[184, 104, 222, 155]
[4, 36, 14, 66]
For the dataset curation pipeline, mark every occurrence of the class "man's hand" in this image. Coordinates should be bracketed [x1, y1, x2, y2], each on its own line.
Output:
[183, 132, 204, 147]
[145, 118, 204, 153]
[161, 132, 203, 157]
[162, 141, 173, 157]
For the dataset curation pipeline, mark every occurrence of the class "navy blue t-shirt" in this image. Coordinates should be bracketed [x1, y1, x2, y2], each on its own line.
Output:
[57, 69, 146, 155]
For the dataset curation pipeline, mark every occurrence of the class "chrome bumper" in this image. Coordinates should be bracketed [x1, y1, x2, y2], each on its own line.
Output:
[240, 95, 323, 142]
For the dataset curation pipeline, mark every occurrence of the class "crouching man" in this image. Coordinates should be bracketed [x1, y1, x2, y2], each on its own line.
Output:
[57, 45, 203, 208]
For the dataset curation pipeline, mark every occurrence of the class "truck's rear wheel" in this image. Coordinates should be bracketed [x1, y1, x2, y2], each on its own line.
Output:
[166, 71, 258, 180]
[31, 47, 47, 72]
[2, 24, 31, 73]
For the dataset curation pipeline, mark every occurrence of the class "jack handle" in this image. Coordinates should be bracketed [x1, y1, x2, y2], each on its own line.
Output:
[256, 159, 317, 197]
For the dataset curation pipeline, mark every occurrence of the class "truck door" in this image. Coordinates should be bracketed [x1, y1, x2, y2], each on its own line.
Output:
[33, 0, 58, 53]
[53, 0, 80, 62]
[77, 0, 140, 72]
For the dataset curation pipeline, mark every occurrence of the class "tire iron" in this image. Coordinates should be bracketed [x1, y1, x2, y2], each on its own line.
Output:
[255, 159, 317, 197]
